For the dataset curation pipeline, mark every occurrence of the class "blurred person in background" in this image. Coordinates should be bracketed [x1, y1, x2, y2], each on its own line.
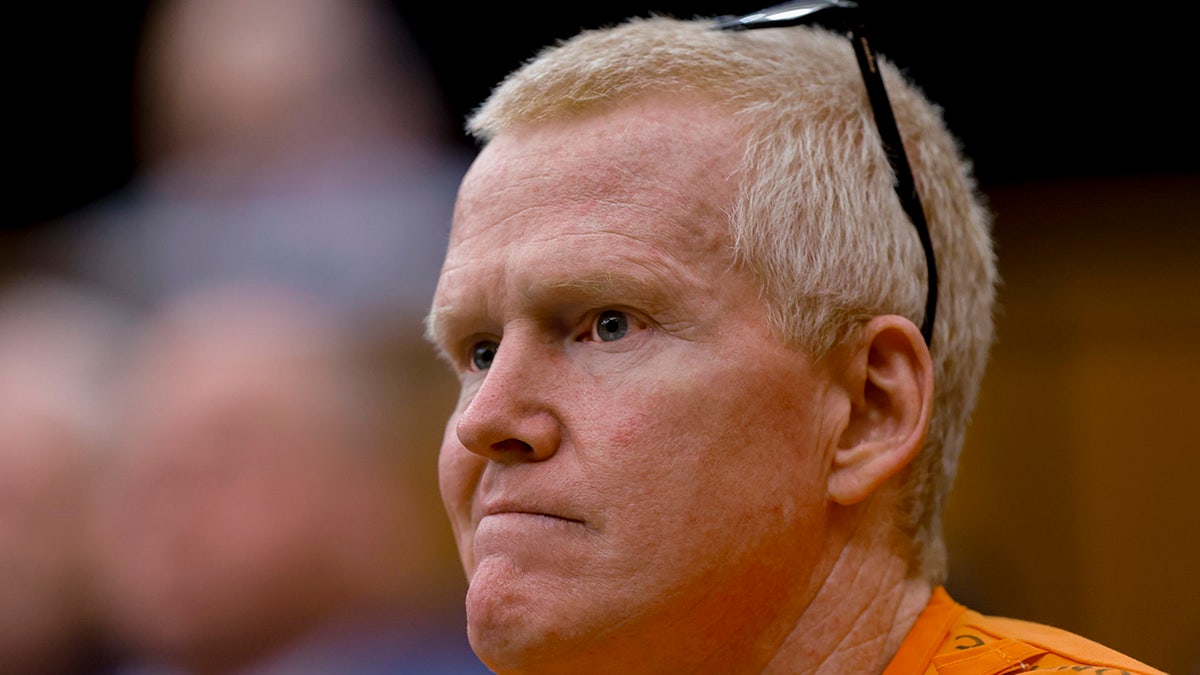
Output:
[8, 0, 483, 671]
[31, 0, 469, 330]
[13, 0, 483, 671]
[89, 282, 486, 674]
[0, 278, 131, 675]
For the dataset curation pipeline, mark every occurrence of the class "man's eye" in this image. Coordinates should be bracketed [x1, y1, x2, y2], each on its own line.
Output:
[470, 340, 499, 370]
[593, 310, 629, 342]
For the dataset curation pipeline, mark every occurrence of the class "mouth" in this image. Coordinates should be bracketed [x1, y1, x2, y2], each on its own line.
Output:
[471, 511, 591, 554]
[467, 499, 597, 569]
[475, 500, 591, 534]
[482, 509, 584, 525]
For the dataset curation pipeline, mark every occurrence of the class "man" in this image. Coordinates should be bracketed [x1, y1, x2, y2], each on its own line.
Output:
[425, 5, 1167, 674]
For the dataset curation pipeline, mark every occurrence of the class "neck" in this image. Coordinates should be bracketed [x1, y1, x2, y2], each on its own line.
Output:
[762, 504, 933, 674]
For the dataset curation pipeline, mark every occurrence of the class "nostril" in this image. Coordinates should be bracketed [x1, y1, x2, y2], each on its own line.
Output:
[491, 438, 535, 454]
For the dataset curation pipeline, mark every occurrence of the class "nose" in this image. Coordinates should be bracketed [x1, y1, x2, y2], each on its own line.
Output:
[455, 334, 561, 463]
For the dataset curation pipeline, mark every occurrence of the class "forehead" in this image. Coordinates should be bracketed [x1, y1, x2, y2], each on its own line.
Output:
[434, 97, 743, 314]
[460, 96, 739, 236]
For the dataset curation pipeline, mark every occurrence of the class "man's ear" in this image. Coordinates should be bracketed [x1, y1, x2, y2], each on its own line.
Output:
[827, 315, 933, 506]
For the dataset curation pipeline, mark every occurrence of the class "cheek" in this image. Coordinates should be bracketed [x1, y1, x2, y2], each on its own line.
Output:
[592, 350, 829, 529]
[601, 360, 813, 462]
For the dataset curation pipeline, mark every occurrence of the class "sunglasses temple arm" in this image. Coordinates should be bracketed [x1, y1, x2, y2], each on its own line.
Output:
[849, 26, 939, 345]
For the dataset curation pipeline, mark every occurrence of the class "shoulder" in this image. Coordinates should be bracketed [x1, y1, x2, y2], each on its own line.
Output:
[886, 587, 1168, 675]
[944, 608, 1167, 674]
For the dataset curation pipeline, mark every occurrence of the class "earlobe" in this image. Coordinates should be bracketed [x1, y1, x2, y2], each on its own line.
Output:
[827, 316, 933, 506]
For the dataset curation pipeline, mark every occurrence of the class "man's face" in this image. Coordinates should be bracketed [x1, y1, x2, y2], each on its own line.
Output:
[431, 98, 843, 672]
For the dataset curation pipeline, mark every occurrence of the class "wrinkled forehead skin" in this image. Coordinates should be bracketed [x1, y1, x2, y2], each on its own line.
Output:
[444, 92, 744, 274]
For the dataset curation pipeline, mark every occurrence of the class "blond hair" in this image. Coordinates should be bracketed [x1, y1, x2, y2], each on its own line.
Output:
[467, 16, 997, 584]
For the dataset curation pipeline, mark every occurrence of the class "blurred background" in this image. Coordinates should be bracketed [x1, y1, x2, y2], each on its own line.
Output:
[3, 1, 1198, 673]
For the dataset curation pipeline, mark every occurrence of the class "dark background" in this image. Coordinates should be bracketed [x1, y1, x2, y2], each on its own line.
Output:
[7, 1, 1197, 234]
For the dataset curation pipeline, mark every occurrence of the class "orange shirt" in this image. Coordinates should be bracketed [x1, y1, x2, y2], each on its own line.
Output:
[882, 587, 1167, 674]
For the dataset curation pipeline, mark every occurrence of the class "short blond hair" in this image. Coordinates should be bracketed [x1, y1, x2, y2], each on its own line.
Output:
[468, 16, 997, 584]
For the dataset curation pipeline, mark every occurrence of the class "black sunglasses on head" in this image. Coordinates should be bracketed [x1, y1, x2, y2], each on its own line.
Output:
[716, 0, 939, 346]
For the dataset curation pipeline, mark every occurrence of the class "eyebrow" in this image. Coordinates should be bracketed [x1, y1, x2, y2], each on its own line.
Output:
[533, 270, 656, 299]
[424, 304, 464, 357]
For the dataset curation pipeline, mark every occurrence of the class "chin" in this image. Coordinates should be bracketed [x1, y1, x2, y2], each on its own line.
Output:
[464, 562, 601, 674]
